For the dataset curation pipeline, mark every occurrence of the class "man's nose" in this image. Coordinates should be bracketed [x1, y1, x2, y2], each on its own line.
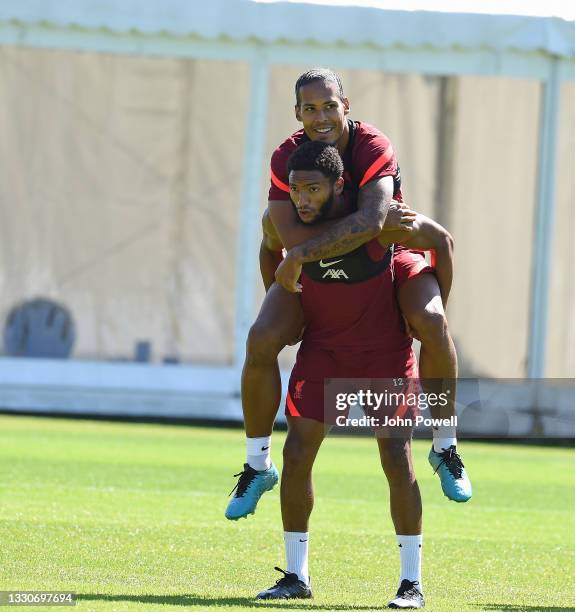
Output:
[299, 192, 310, 206]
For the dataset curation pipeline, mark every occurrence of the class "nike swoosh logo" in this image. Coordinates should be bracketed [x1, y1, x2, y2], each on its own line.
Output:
[261, 446, 270, 451]
[319, 259, 344, 268]
[299, 539, 308, 542]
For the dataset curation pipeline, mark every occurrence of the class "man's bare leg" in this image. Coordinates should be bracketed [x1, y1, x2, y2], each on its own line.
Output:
[377, 435, 425, 608]
[256, 416, 326, 599]
[398, 273, 472, 502]
[281, 416, 327, 533]
[377, 436, 422, 535]
[226, 283, 304, 521]
[242, 282, 304, 438]
[398, 273, 457, 423]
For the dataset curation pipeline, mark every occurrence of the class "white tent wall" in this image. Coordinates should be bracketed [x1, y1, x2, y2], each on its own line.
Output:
[449, 77, 540, 377]
[0, 0, 574, 429]
[0, 51, 554, 377]
[175, 59, 249, 365]
[547, 82, 575, 377]
[0, 47, 248, 365]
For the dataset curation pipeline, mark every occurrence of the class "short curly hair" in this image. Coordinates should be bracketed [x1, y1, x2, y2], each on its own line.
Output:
[295, 68, 345, 105]
[287, 141, 344, 182]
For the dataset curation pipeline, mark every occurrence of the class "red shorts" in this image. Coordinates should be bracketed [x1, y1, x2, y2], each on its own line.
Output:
[286, 345, 419, 425]
[392, 247, 434, 288]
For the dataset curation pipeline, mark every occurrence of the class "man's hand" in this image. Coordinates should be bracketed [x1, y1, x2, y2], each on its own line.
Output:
[275, 249, 303, 293]
[382, 200, 417, 231]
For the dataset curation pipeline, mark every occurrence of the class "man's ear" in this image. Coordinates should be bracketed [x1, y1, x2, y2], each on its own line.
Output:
[334, 176, 345, 195]
[295, 104, 302, 122]
[342, 97, 350, 116]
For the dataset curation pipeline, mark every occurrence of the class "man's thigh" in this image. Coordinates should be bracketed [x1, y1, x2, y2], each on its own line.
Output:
[286, 415, 330, 447]
[283, 415, 330, 470]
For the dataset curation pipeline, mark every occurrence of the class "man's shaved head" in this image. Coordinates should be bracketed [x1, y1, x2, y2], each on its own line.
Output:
[294, 68, 345, 105]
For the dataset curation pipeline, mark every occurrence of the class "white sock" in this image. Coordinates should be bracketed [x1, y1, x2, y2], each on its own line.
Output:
[432, 426, 457, 453]
[246, 436, 272, 471]
[396, 534, 422, 589]
[284, 531, 309, 585]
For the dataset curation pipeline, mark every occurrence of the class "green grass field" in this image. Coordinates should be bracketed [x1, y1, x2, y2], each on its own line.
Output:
[1, 415, 574, 611]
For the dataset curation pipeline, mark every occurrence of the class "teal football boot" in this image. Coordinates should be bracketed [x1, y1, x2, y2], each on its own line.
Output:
[428, 445, 472, 503]
[225, 463, 279, 520]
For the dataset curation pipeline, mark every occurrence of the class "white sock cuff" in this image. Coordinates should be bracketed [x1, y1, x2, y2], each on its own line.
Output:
[433, 436, 457, 453]
[246, 435, 271, 456]
[284, 531, 309, 544]
[432, 424, 456, 437]
[396, 534, 422, 547]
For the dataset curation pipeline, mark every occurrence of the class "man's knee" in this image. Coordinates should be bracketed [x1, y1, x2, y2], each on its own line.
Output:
[246, 320, 284, 364]
[283, 433, 316, 476]
[379, 440, 414, 482]
[408, 300, 448, 345]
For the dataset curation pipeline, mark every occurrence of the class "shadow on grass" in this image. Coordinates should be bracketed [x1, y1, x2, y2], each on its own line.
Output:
[475, 605, 573, 611]
[77, 593, 376, 609]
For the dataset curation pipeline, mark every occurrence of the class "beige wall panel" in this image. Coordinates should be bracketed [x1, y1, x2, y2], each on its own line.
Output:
[340, 70, 439, 216]
[546, 82, 575, 377]
[1, 50, 567, 378]
[449, 77, 540, 377]
[178, 60, 249, 364]
[0, 48, 248, 364]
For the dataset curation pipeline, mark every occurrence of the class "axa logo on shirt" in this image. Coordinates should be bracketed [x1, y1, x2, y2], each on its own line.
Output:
[323, 268, 349, 280]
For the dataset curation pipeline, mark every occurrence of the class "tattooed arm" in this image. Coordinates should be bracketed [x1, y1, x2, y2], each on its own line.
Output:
[273, 176, 396, 292]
